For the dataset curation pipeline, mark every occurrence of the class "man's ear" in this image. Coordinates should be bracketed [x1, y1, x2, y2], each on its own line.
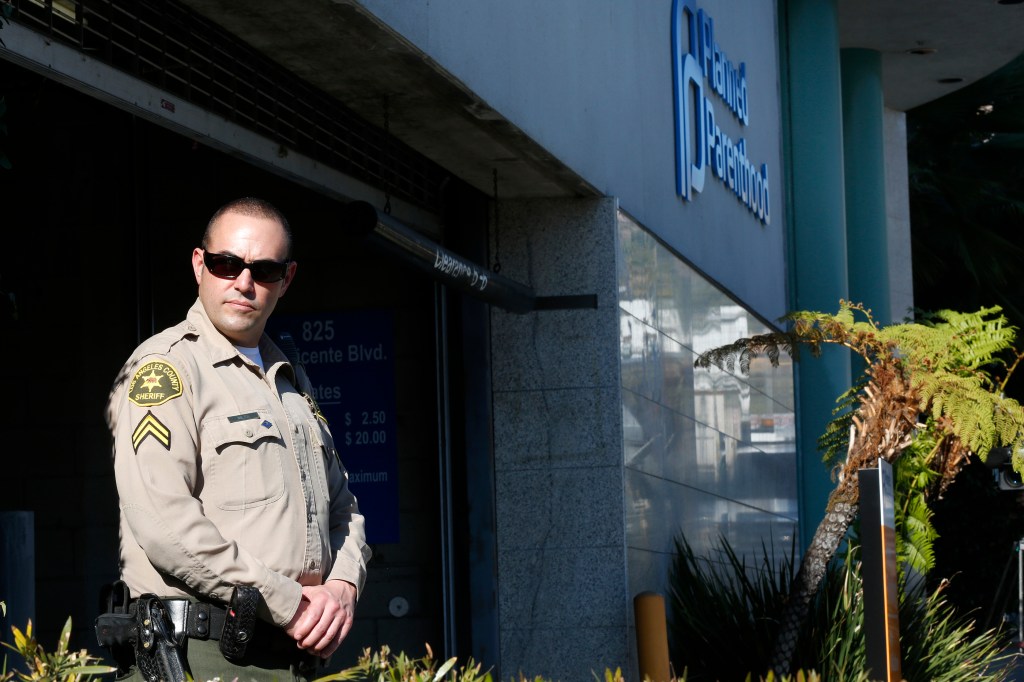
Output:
[191, 249, 205, 285]
[279, 261, 298, 295]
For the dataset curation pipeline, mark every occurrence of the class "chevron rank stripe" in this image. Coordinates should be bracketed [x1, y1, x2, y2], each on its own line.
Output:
[132, 410, 171, 452]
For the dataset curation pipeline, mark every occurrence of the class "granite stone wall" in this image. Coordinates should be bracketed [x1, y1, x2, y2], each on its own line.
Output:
[490, 197, 629, 680]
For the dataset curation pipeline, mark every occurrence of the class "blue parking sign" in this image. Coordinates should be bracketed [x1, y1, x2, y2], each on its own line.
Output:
[268, 310, 399, 544]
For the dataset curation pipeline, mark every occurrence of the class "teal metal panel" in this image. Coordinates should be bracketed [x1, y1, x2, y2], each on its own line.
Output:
[780, 0, 852, 552]
[842, 48, 892, 326]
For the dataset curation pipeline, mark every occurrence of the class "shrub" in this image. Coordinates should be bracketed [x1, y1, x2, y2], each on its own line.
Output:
[667, 536, 1013, 681]
[1, 609, 114, 682]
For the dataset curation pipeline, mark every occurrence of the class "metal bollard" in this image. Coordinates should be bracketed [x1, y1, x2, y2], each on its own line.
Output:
[634, 591, 671, 682]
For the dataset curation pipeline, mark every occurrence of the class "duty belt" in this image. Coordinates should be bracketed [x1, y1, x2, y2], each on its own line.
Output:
[117, 593, 256, 649]
[151, 599, 227, 642]
[96, 581, 262, 673]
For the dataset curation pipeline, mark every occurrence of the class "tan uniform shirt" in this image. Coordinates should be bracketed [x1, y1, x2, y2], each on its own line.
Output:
[108, 300, 370, 627]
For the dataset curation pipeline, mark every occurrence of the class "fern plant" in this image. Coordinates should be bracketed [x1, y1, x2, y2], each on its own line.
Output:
[695, 302, 1024, 674]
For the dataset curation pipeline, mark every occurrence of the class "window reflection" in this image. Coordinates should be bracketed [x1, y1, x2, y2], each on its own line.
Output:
[617, 211, 798, 598]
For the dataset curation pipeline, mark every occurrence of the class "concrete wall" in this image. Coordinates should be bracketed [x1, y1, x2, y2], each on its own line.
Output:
[884, 108, 914, 320]
[490, 197, 628, 679]
[356, 0, 790, 324]
[486, 197, 798, 679]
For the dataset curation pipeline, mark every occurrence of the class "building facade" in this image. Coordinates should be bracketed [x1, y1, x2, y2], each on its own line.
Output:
[0, 0, 1020, 679]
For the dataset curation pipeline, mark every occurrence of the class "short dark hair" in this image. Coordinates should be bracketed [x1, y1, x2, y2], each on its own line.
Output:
[203, 197, 293, 258]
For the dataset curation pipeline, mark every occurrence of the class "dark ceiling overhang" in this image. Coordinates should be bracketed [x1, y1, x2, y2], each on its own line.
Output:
[176, 0, 1024, 200]
[178, 0, 595, 201]
[839, 0, 1024, 112]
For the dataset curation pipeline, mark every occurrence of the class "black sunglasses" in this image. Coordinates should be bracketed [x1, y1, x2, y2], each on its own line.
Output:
[202, 251, 291, 283]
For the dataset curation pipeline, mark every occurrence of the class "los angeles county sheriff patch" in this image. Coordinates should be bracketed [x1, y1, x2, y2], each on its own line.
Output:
[128, 360, 183, 407]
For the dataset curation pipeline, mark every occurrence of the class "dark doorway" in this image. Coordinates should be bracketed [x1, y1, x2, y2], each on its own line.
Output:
[0, 57, 446, 668]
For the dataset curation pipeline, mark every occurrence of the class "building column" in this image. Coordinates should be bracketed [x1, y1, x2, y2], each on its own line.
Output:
[883, 110, 914, 320]
[842, 48, 892, 325]
[781, 0, 852, 551]
[489, 197, 626, 681]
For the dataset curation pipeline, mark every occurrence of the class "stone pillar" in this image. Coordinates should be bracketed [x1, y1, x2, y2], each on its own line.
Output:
[489, 197, 626, 680]
[883, 109, 914, 320]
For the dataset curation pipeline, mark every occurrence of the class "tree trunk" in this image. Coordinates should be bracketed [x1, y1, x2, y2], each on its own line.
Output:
[769, 497, 859, 676]
[769, 357, 918, 674]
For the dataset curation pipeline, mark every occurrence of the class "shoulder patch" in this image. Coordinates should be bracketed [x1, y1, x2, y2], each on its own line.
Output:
[128, 360, 184, 407]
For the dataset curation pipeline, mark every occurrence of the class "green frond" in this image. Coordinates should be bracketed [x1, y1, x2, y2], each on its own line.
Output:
[696, 306, 885, 374]
[699, 302, 1024, 524]
[817, 384, 862, 465]
[817, 416, 851, 466]
[890, 447, 941, 578]
[693, 331, 799, 372]
[897, 495, 937, 576]
[887, 307, 1016, 377]
[917, 371, 1024, 456]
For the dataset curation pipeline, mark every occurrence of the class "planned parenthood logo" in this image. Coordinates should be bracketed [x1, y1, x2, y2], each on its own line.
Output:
[672, 0, 771, 226]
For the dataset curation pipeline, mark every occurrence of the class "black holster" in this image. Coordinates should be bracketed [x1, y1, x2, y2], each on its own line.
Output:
[95, 582, 188, 682]
[134, 595, 188, 682]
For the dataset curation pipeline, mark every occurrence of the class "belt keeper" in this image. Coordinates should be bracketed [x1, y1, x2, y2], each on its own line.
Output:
[191, 602, 212, 640]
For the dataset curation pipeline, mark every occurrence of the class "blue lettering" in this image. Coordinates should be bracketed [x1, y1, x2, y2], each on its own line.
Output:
[671, 0, 769, 225]
[672, 53, 706, 199]
[673, 0, 701, 200]
[761, 164, 770, 225]
[738, 63, 749, 125]
[699, 10, 714, 79]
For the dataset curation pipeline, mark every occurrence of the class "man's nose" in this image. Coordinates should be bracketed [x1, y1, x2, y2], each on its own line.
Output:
[233, 268, 256, 293]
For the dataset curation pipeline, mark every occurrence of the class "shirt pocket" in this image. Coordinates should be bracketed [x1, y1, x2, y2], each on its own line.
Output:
[202, 411, 285, 510]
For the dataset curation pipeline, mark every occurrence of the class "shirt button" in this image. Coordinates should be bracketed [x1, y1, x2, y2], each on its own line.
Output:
[244, 429, 253, 437]
[308, 560, 315, 570]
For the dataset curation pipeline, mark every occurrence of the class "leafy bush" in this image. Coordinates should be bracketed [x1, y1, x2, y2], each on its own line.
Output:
[323, 644, 493, 682]
[668, 535, 1013, 681]
[667, 536, 821, 680]
[0, 608, 114, 682]
[324, 646, 663, 682]
[899, 581, 1010, 681]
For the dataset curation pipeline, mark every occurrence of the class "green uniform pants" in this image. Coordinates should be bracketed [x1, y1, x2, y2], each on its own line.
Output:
[117, 633, 323, 682]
